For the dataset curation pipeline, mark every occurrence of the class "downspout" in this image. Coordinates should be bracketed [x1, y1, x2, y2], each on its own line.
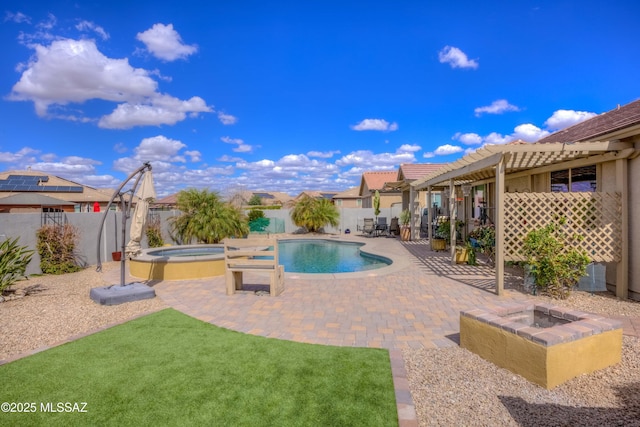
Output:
[495, 155, 506, 295]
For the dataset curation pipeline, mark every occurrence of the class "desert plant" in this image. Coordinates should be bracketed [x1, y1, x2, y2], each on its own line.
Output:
[0, 237, 35, 293]
[169, 188, 249, 244]
[248, 209, 270, 233]
[435, 220, 451, 244]
[145, 216, 165, 248]
[522, 218, 590, 299]
[36, 224, 82, 274]
[399, 209, 411, 227]
[466, 241, 477, 265]
[290, 195, 339, 233]
[248, 194, 263, 206]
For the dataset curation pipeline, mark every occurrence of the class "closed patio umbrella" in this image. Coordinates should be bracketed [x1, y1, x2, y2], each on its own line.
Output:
[125, 171, 156, 257]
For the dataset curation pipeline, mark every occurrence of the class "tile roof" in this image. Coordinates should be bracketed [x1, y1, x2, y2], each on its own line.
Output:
[397, 163, 445, 180]
[0, 193, 75, 206]
[333, 186, 361, 199]
[362, 171, 398, 191]
[537, 99, 640, 144]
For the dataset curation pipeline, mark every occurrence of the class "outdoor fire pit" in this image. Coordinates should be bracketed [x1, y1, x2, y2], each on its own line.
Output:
[460, 302, 622, 389]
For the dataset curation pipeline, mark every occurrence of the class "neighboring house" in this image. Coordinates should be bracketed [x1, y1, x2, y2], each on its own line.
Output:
[0, 170, 113, 213]
[152, 193, 178, 210]
[0, 193, 75, 213]
[411, 99, 640, 301]
[290, 191, 339, 206]
[250, 191, 292, 206]
[358, 171, 401, 209]
[383, 163, 446, 237]
[332, 186, 362, 208]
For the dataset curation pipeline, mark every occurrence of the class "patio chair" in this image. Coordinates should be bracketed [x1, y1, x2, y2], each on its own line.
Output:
[362, 218, 375, 236]
[389, 217, 399, 236]
[375, 217, 388, 237]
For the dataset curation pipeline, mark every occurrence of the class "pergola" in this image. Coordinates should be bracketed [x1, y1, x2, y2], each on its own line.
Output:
[411, 140, 636, 297]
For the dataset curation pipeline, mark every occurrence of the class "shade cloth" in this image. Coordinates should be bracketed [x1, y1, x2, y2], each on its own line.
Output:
[125, 171, 156, 257]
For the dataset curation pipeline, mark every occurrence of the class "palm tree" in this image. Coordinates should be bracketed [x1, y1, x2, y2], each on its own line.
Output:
[291, 195, 339, 233]
[169, 188, 249, 244]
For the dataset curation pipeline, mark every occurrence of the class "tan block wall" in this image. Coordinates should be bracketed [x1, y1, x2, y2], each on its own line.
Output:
[460, 316, 622, 389]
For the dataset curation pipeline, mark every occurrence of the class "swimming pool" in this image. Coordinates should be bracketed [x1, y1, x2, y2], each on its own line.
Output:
[129, 239, 392, 280]
[277, 239, 391, 273]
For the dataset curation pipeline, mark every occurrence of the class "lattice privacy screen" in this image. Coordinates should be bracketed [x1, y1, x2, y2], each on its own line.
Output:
[503, 192, 622, 263]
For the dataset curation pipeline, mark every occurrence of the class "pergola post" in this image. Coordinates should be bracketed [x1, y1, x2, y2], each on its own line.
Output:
[616, 158, 629, 299]
[495, 155, 505, 295]
[449, 179, 456, 265]
[427, 186, 433, 246]
[409, 185, 417, 240]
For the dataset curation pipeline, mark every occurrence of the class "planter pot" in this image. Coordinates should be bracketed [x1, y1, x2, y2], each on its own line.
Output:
[432, 238, 446, 252]
[455, 248, 469, 264]
[400, 226, 411, 241]
[112, 251, 122, 262]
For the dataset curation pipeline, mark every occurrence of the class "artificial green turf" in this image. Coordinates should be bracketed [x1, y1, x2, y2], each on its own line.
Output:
[0, 309, 397, 426]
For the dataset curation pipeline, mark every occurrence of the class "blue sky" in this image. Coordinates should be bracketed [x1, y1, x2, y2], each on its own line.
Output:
[1, 1, 639, 197]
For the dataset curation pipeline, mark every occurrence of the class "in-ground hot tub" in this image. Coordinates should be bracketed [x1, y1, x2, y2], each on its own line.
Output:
[460, 302, 622, 389]
[129, 244, 225, 281]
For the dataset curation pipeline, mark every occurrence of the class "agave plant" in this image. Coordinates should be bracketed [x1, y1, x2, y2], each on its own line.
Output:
[0, 237, 34, 293]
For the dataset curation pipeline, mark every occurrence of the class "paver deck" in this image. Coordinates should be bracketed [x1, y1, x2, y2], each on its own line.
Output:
[116, 235, 639, 427]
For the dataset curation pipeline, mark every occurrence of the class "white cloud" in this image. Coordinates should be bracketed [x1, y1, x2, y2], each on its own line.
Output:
[474, 99, 520, 116]
[350, 118, 399, 131]
[434, 144, 464, 155]
[113, 143, 128, 153]
[218, 154, 243, 162]
[307, 150, 340, 158]
[76, 20, 109, 40]
[484, 132, 511, 144]
[221, 136, 254, 153]
[397, 144, 421, 153]
[10, 39, 158, 115]
[5, 11, 31, 24]
[217, 111, 238, 125]
[133, 135, 186, 162]
[9, 38, 212, 127]
[453, 132, 483, 145]
[0, 147, 40, 164]
[438, 46, 478, 69]
[511, 124, 549, 142]
[544, 109, 597, 131]
[98, 95, 211, 129]
[184, 150, 201, 162]
[136, 23, 197, 61]
[336, 146, 416, 169]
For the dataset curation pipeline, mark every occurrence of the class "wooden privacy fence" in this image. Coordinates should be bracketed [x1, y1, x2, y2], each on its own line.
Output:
[503, 192, 622, 263]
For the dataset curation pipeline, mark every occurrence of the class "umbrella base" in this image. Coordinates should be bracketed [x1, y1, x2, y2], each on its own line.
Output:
[90, 282, 155, 306]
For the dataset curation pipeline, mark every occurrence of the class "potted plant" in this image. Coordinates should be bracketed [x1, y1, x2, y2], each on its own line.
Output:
[399, 209, 411, 241]
[432, 220, 450, 251]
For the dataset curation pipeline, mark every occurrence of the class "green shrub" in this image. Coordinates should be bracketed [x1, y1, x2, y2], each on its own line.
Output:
[36, 224, 82, 275]
[0, 237, 34, 293]
[247, 209, 265, 222]
[522, 218, 590, 299]
[145, 216, 165, 248]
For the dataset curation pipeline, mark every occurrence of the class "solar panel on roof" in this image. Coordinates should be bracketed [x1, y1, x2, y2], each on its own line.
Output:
[0, 175, 82, 193]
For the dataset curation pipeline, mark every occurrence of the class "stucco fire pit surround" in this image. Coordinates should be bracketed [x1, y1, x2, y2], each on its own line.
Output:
[460, 302, 622, 389]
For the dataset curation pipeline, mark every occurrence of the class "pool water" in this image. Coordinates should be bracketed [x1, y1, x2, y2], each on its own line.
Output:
[148, 247, 224, 257]
[277, 239, 391, 273]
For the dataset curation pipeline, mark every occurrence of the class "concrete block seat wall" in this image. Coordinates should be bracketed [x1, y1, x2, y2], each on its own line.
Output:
[223, 237, 284, 297]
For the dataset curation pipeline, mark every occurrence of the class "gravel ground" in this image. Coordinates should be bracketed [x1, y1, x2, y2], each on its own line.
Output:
[3, 262, 640, 426]
[404, 289, 640, 427]
[0, 262, 166, 362]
